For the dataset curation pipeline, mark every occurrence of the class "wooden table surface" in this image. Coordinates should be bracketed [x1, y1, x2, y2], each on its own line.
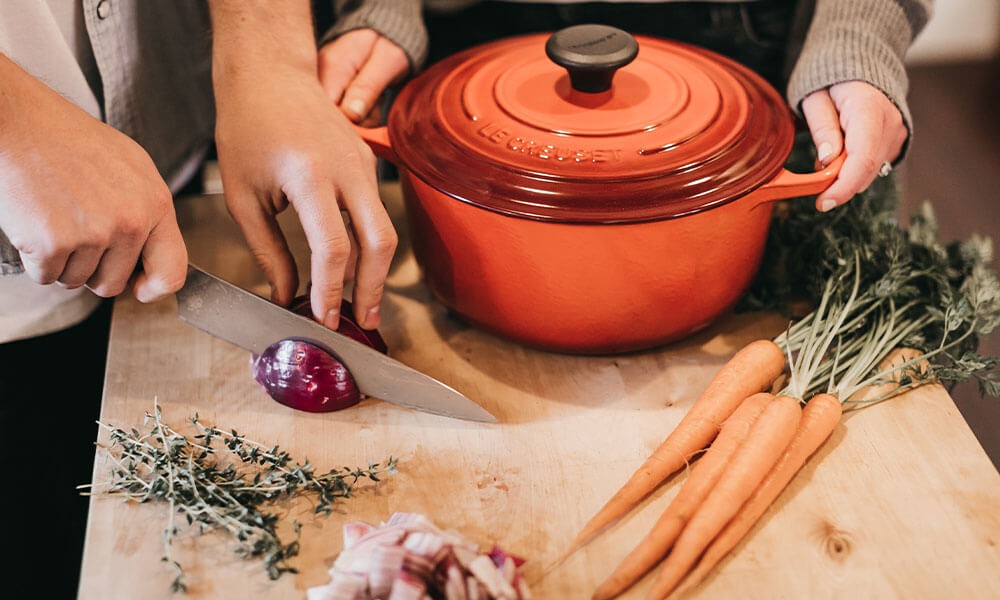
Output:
[79, 184, 1000, 599]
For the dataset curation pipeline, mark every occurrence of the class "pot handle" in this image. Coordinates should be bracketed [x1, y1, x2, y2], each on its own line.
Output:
[353, 124, 400, 166]
[753, 152, 846, 205]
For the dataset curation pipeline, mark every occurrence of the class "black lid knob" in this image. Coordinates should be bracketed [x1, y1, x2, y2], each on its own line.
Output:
[545, 24, 639, 93]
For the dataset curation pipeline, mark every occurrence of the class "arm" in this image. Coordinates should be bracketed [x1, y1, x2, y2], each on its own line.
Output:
[208, 0, 397, 330]
[317, 0, 427, 122]
[0, 53, 187, 301]
[787, 0, 933, 211]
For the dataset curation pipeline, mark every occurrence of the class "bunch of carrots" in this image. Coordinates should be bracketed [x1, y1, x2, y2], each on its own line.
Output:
[577, 338, 839, 600]
[562, 195, 1000, 599]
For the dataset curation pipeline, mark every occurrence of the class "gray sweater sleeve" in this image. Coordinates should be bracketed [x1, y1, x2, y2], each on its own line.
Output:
[786, 0, 932, 157]
[320, 0, 428, 72]
[0, 227, 23, 275]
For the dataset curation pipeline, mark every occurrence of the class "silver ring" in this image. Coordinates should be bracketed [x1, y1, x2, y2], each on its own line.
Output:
[878, 161, 893, 177]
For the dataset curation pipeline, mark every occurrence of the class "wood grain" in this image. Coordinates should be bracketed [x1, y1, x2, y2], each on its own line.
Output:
[78, 186, 1000, 600]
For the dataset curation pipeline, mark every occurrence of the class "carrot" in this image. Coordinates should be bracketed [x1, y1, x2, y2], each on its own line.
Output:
[645, 394, 803, 600]
[592, 392, 775, 600]
[568, 340, 786, 553]
[674, 393, 842, 596]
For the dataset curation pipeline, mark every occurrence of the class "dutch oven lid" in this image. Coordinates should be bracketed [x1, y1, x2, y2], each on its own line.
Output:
[387, 24, 795, 223]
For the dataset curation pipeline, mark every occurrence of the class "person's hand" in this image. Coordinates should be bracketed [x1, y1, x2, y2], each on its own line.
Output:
[801, 80, 908, 212]
[0, 55, 187, 302]
[213, 63, 397, 331]
[317, 28, 410, 123]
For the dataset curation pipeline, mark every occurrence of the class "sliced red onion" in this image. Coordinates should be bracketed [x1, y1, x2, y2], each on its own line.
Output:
[444, 565, 467, 600]
[388, 571, 426, 600]
[369, 545, 406, 598]
[307, 571, 366, 600]
[251, 295, 388, 413]
[344, 522, 377, 549]
[466, 576, 485, 600]
[488, 545, 526, 569]
[404, 531, 446, 558]
[309, 512, 531, 600]
[468, 555, 517, 599]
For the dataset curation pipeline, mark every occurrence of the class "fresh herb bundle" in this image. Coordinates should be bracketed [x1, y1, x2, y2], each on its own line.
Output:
[82, 400, 397, 593]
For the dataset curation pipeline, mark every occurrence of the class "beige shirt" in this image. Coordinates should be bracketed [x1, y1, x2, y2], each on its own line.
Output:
[0, 1, 104, 342]
[0, 0, 214, 343]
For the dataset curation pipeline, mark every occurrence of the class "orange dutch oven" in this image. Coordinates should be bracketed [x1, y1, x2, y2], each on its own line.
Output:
[357, 24, 842, 354]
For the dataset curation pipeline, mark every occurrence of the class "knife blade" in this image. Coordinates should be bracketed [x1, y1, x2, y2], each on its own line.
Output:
[175, 264, 496, 423]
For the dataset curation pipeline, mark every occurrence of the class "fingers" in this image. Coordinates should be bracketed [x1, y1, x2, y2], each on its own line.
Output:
[58, 247, 105, 289]
[807, 81, 909, 212]
[317, 29, 409, 123]
[814, 105, 883, 212]
[18, 243, 70, 286]
[13, 195, 179, 299]
[295, 187, 353, 330]
[343, 222, 360, 283]
[831, 81, 908, 164]
[86, 241, 143, 297]
[291, 143, 394, 331]
[801, 89, 843, 167]
[318, 29, 378, 108]
[339, 37, 409, 122]
[225, 191, 299, 306]
[334, 155, 397, 330]
[131, 210, 189, 303]
[17, 228, 127, 295]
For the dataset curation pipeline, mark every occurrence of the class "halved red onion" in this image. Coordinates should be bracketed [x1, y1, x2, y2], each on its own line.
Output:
[290, 295, 388, 354]
[251, 295, 388, 413]
[251, 339, 362, 412]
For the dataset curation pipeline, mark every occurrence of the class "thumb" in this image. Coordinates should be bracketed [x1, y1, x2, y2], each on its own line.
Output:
[341, 37, 409, 122]
[318, 29, 378, 106]
[132, 212, 189, 303]
[800, 88, 844, 167]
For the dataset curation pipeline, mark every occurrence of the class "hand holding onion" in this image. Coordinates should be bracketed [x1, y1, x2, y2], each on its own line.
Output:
[251, 296, 387, 413]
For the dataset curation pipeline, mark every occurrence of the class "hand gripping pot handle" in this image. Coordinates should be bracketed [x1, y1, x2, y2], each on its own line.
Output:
[753, 152, 846, 205]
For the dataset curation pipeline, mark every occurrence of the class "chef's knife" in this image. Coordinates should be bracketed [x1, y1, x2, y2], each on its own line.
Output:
[175, 264, 496, 423]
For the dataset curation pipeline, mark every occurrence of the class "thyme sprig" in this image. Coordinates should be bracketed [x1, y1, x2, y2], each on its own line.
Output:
[82, 399, 397, 593]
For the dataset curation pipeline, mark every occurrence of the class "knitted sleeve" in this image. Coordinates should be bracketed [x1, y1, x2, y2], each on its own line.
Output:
[786, 0, 933, 155]
[0, 228, 23, 275]
[319, 0, 428, 72]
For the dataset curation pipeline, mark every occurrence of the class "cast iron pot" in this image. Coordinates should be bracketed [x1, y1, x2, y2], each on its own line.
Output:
[357, 25, 842, 354]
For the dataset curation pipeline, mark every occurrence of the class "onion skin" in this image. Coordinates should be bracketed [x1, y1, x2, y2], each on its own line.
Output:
[252, 339, 362, 412]
[252, 296, 389, 413]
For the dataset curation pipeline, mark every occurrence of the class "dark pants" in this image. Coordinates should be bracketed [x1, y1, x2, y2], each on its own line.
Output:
[0, 298, 113, 598]
[424, 1, 800, 90]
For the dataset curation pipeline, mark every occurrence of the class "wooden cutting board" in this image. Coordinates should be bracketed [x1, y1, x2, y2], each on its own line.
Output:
[78, 185, 1000, 599]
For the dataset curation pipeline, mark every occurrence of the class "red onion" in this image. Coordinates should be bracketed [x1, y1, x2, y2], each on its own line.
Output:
[290, 296, 388, 354]
[308, 512, 531, 600]
[251, 296, 388, 413]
